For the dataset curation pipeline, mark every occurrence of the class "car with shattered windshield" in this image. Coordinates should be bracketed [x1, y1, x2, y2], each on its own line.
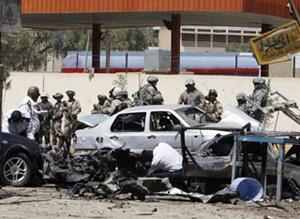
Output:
[0, 132, 43, 186]
[74, 105, 260, 151]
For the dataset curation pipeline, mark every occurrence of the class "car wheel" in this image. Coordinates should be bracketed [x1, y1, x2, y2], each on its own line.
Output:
[0, 153, 32, 187]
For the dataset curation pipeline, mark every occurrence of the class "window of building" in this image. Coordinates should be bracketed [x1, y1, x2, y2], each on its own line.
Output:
[182, 28, 195, 32]
[182, 33, 196, 47]
[213, 29, 226, 33]
[197, 34, 211, 47]
[228, 30, 241, 34]
[198, 29, 211, 33]
[243, 36, 254, 43]
[213, 35, 226, 48]
[111, 113, 146, 132]
[228, 35, 241, 43]
[243, 30, 257, 34]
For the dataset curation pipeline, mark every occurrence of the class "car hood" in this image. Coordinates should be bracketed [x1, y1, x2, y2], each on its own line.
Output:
[78, 114, 109, 127]
[220, 105, 262, 131]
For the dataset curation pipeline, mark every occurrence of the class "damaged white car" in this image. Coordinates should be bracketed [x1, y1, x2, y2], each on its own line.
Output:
[74, 105, 261, 151]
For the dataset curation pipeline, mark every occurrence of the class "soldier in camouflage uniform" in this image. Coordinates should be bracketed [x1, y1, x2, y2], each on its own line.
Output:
[178, 79, 206, 109]
[205, 89, 223, 121]
[102, 88, 132, 116]
[54, 107, 73, 153]
[66, 90, 81, 122]
[52, 92, 68, 146]
[37, 93, 54, 145]
[133, 76, 164, 106]
[91, 94, 110, 114]
[236, 92, 249, 114]
[248, 78, 268, 121]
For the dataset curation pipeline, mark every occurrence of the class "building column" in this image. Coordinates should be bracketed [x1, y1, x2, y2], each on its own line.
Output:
[92, 24, 101, 72]
[171, 14, 181, 74]
[260, 24, 272, 77]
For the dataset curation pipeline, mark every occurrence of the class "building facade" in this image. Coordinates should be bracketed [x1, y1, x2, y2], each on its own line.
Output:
[157, 26, 261, 52]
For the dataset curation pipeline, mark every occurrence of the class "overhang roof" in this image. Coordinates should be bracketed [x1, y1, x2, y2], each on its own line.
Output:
[21, 0, 300, 29]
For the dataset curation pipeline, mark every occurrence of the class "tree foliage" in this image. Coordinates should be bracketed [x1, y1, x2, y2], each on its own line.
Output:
[1, 28, 157, 72]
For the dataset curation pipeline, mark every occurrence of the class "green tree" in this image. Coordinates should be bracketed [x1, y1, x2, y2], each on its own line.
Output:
[3, 30, 52, 71]
[108, 28, 157, 51]
[2, 28, 157, 71]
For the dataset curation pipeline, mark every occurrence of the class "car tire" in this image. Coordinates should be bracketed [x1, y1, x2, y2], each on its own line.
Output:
[0, 153, 33, 187]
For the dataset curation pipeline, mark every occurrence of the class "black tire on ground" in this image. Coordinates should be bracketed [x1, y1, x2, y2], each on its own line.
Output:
[0, 153, 33, 187]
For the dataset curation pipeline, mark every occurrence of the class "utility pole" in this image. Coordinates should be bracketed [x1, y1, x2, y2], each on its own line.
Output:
[0, 32, 3, 131]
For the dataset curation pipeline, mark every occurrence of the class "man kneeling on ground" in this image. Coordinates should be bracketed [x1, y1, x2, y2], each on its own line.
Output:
[141, 142, 184, 189]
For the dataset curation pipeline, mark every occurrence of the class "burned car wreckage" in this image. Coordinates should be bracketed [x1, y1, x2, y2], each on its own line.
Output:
[42, 93, 300, 201]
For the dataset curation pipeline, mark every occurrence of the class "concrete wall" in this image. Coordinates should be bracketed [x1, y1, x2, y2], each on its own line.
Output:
[269, 61, 294, 78]
[3, 72, 300, 132]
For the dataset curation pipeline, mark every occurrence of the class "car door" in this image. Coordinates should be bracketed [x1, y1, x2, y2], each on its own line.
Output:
[107, 112, 149, 150]
[147, 111, 184, 150]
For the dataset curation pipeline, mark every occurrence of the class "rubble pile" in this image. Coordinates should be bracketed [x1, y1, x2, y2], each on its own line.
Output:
[43, 149, 149, 201]
[41, 149, 242, 203]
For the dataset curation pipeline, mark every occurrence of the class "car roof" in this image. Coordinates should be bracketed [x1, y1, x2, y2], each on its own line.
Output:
[120, 105, 193, 113]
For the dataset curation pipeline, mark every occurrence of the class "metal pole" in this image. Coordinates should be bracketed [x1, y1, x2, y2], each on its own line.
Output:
[276, 143, 285, 202]
[105, 32, 111, 73]
[171, 14, 181, 74]
[261, 144, 268, 199]
[125, 53, 128, 74]
[76, 52, 79, 69]
[84, 30, 90, 73]
[293, 56, 296, 78]
[235, 54, 238, 75]
[231, 135, 238, 183]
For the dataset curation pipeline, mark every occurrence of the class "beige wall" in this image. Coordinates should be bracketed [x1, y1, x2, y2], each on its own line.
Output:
[3, 72, 300, 132]
[269, 61, 294, 78]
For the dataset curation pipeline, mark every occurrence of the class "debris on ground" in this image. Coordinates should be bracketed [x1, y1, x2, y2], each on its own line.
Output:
[43, 149, 150, 201]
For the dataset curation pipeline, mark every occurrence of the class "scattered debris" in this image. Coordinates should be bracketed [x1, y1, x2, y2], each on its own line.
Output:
[43, 149, 149, 201]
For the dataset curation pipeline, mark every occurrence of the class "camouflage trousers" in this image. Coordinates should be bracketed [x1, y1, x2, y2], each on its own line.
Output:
[38, 122, 51, 145]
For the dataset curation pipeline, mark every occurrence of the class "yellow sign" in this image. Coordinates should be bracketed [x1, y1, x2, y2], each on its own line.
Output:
[251, 21, 300, 65]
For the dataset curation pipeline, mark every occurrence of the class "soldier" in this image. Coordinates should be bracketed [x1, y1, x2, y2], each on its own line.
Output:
[248, 78, 268, 121]
[205, 89, 223, 121]
[66, 90, 81, 122]
[178, 79, 206, 109]
[102, 88, 132, 115]
[37, 93, 54, 146]
[52, 92, 68, 147]
[120, 89, 133, 108]
[133, 76, 164, 106]
[236, 92, 249, 114]
[91, 94, 109, 114]
[54, 107, 72, 153]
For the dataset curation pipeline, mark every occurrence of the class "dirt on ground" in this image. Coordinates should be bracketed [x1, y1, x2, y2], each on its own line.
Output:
[0, 186, 299, 219]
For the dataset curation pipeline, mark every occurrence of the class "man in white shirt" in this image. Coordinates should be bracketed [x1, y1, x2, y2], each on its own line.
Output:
[2, 109, 34, 140]
[19, 86, 48, 140]
[142, 142, 183, 177]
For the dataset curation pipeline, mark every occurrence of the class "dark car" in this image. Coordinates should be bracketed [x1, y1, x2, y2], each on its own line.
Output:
[0, 132, 43, 186]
